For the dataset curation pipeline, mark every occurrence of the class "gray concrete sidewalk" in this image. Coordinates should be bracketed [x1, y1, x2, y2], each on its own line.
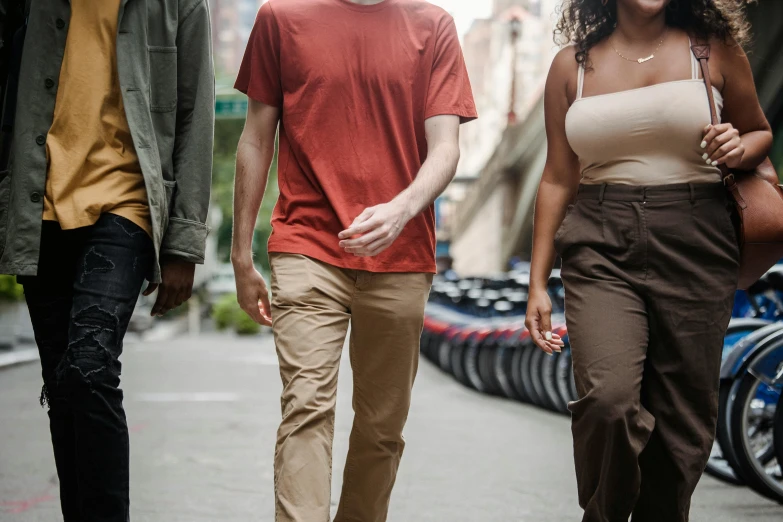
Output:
[0, 333, 781, 521]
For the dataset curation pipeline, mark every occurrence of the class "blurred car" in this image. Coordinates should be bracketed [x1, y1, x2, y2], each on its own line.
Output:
[206, 263, 237, 306]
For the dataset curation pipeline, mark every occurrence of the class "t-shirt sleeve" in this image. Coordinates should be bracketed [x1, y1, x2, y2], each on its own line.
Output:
[425, 17, 478, 124]
[234, 2, 282, 107]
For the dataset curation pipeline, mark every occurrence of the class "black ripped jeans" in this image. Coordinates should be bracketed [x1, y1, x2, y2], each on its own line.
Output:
[19, 214, 153, 522]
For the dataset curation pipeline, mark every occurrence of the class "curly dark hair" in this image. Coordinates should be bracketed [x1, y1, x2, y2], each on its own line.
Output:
[554, 0, 753, 67]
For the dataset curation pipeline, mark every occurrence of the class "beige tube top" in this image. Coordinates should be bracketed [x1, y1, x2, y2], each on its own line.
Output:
[565, 43, 723, 185]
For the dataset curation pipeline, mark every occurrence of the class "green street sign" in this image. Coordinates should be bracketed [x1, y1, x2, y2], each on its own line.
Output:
[215, 98, 248, 119]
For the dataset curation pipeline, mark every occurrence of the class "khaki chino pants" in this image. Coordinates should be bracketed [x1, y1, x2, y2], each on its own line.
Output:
[269, 253, 432, 522]
[556, 183, 739, 522]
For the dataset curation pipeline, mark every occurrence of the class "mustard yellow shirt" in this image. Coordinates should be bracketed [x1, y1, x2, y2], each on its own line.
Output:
[44, 0, 151, 236]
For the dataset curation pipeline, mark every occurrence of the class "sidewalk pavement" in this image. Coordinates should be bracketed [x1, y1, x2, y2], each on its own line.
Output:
[0, 332, 781, 521]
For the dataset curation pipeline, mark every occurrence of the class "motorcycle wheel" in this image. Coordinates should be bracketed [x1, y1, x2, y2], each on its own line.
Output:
[478, 337, 502, 396]
[463, 336, 487, 393]
[495, 343, 522, 400]
[511, 342, 534, 403]
[728, 367, 783, 504]
[449, 337, 469, 386]
[524, 345, 547, 408]
[540, 348, 568, 413]
[555, 348, 574, 415]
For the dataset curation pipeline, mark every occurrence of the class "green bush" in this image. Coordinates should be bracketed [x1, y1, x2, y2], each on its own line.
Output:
[0, 275, 23, 301]
[211, 292, 262, 335]
[234, 309, 261, 336]
[212, 293, 238, 331]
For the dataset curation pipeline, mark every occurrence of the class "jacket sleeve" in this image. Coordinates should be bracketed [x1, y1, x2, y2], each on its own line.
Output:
[163, 0, 215, 264]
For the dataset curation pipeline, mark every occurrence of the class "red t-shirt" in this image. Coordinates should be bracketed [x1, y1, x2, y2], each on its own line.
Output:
[235, 0, 477, 273]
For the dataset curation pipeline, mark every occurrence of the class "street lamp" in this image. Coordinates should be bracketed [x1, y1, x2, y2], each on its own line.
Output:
[507, 16, 522, 126]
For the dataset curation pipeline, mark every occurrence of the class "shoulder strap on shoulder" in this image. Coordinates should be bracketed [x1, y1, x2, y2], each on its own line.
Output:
[690, 41, 718, 126]
[687, 36, 699, 79]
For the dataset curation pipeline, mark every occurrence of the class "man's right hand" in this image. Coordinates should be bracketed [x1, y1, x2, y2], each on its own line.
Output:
[525, 288, 564, 355]
[234, 264, 273, 327]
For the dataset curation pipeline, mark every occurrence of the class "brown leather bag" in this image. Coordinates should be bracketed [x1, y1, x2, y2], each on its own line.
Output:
[692, 43, 783, 290]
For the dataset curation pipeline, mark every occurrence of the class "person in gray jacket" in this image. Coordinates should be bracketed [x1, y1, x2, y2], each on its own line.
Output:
[0, 0, 214, 520]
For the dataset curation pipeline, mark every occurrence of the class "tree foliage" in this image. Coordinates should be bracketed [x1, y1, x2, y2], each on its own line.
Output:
[212, 118, 279, 274]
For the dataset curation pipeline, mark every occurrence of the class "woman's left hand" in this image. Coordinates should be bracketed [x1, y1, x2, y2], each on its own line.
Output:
[702, 123, 745, 169]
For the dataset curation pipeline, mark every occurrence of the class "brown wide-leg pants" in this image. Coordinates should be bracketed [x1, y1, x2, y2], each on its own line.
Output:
[555, 183, 739, 522]
[269, 253, 432, 522]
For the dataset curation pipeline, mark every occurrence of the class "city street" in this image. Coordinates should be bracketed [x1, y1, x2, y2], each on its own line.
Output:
[1, 332, 782, 522]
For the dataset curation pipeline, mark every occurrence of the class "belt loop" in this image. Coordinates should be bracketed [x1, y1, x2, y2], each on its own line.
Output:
[598, 183, 606, 205]
[642, 187, 647, 203]
[688, 183, 695, 204]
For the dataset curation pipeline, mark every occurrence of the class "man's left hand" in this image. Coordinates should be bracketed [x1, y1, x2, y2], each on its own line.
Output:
[143, 257, 196, 316]
[339, 202, 412, 257]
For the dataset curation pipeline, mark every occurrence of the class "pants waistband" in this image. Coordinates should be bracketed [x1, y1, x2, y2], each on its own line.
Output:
[577, 182, 726, 203]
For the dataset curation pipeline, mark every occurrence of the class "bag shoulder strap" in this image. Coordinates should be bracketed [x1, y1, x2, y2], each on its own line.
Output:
[690, 41, 733, 184]
[691, 43, 720, 126]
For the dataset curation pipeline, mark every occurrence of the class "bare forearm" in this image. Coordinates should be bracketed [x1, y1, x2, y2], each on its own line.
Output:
[739, 130, 773, 171]
[529, 177, 576, 293]
[393, 142, 460, 220]
[231, 136, 274, 270]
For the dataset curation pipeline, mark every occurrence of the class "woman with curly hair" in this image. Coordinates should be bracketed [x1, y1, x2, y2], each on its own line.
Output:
[524, 0, 772, 520]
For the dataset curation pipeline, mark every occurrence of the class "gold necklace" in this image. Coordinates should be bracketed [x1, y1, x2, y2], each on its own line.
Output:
[611, 30, 668, 64]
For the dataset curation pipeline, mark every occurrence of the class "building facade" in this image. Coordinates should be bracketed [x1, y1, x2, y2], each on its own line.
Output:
[210, 0, 265, 78]
[444, 0, 560, 275]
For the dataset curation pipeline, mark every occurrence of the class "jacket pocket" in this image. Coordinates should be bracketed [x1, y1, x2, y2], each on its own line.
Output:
[162, 179, 177, 212]
[148, 46, 177, 112]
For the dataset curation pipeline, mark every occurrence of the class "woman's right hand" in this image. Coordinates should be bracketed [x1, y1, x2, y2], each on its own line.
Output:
[524, 46, 579, 355]
[525, 288, 565, 354]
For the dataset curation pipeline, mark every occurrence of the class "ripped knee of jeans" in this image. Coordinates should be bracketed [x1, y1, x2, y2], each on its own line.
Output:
[51, 306, 121, 393]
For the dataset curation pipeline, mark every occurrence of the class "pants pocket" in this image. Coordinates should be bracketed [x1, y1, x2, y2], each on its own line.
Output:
[269, 254, 315, 309]
[722, 199, 741, 249]
[555, 200, 610, 256]
[553, 204, 575, 255]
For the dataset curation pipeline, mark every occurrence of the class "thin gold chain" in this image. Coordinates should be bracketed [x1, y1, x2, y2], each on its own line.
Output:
[611, 30, 668, 64]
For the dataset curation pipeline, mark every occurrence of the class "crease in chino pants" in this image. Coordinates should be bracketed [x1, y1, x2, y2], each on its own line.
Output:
[270, 253, 431, 522]
[557, 183, 739, 522]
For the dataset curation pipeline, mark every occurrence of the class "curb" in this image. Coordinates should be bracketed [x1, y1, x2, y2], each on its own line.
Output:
[0, 347, 39, 370]
[0, 316, 190, 370]
[140, 316, 190, 343]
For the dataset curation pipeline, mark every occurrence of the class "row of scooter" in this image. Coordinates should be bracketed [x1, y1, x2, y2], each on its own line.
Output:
[421, 271, 573, 414]
[420, 268, 783, 504]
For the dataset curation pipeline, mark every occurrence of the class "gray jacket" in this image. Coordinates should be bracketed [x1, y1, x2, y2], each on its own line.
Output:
[0, 0, 215, 283]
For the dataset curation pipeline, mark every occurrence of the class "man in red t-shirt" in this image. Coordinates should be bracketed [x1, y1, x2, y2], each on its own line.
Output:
[233, 0, 476, 519]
